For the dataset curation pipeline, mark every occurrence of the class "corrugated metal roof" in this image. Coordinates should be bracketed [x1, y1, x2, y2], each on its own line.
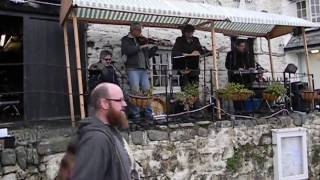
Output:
[73, 0, 228, 20]
[64, 0, 320, 37]
[285, 29, 320, 51]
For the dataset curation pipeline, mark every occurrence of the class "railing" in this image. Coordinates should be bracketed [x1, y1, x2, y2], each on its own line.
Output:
[127, 69, 316, 130]
[0, 62, 316, 130]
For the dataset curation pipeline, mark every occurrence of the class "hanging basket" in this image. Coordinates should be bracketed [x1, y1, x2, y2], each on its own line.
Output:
[262, 93, 279, 102]
[301, 91, 315, 102]
[129, 94, 152, 109]
[231, 92, 252, 101]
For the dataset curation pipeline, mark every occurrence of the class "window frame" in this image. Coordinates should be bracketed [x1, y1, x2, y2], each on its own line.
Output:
[309, 0, 320, 22]
[296, 0, 308, 20]
[150, 47, 181, 94]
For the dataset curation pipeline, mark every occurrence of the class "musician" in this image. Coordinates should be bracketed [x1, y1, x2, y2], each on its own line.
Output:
[172, 24, 203, 89]
[88, 50, 119, 91]
[225, 40, 256, 113]
[121, 22, 158, 120]
[225, 39, 255, 86]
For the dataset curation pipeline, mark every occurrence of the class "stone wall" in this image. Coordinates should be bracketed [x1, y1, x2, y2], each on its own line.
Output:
[0, 124, 74, 180]
[1, 113, 320, 180]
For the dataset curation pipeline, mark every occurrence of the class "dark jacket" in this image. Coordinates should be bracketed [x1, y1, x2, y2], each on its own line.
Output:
[121, 35, 158, 69]
[71, 117, 132, 180]
[172, 36, 203, 57]
[225, 51, 255, 85]
[88, 62, 119, 91]
[171, 36, 203, 70]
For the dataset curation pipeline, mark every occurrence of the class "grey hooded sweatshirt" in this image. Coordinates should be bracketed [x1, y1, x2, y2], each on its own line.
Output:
[71, 117, 132, 180]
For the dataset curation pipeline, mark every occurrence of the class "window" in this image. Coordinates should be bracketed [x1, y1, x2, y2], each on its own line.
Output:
[151, 48, 181, 94]
[310, 0, 320, 22]
[0, 15, 23, 122]
[297, 1, 307, 19]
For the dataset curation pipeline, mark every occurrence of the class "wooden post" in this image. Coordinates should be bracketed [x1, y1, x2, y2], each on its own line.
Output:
[63, 23, 76, 127]
[72, 16, 86, 119]
[267, 37, 275, 80]
[302, 27, 313, 90]
[211, 24, 221, 119]
[302, 27, 314, 111]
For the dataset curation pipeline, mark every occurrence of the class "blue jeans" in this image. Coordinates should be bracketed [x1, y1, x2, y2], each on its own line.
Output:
[127, 69, 153, 117]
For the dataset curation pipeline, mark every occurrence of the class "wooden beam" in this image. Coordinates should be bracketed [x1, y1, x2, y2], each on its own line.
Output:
[72, 16, 86, 119]
[267, 37, 275, 80]
[63, 22, 76, 127]
[302, 27, 313, 90]
[60, 0, 73, 26]
[211, 24, 221, 120]
[269, 26, 294, 39]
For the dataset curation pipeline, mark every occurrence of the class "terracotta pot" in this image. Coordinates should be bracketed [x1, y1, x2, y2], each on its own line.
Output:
[262, 93, 279, 102]
[188, 96, 198, 104]
[314, 91, 320, 100]
[301, 91, 315, 102]
[231, 92, 252, 101]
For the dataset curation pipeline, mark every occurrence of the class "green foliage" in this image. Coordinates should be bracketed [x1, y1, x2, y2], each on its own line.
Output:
[130, 89, 153, 97]
[226, 144, 269, 173]
[176, 84, 200, 111]
[312, 145, 320, 165]
[177, 84, 199, 97]
[264, 83, 286, 97]
[217, 83, 255, 100]
[226, 148, 242, 172]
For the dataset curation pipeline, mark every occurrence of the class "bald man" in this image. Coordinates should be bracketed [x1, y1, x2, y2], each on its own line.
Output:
[71, 83, 134, 180]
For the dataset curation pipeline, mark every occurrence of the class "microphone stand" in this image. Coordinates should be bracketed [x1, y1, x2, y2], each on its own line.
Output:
[201, 46, 213, 104]
[107, 63, 127, 89]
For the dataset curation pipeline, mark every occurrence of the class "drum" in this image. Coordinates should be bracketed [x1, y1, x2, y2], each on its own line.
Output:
[151, 97, 166, 115]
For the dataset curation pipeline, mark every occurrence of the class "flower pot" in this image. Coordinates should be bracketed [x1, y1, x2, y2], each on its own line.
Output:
[314, 90, 320, 100]
[301, 91, 315, 102]
[262, 93, 279, 102]
[129, 94, 152, 109]
[188, 96, 198, 105]
[231, 92, 252, 101]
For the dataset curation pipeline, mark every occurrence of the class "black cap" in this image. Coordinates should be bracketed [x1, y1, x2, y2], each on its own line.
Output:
[182, 24, 195, 33]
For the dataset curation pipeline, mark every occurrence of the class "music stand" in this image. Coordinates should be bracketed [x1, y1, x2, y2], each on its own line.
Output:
[172, 54, 200, 70]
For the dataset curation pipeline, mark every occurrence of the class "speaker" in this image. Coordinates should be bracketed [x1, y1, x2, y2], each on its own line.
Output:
[284, 63, 298, 74]
[290, 82, 309, 112]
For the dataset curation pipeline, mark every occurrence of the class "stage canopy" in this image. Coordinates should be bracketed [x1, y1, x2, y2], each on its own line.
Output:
[60, 0, 319, 38]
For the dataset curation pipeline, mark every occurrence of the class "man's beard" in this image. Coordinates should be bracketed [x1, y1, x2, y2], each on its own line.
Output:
[106, 106, 129, 129]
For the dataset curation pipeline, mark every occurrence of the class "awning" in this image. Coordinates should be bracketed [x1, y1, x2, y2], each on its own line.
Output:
[60, 0, 319, 38]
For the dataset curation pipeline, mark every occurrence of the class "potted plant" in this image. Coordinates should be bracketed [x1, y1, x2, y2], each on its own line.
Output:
[176, 84, 200, 111]
[129, 90, 153, 109]
[217, 83, 255, 101]
[263, 83, 287, 102]
[301, 91, 315, 102]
